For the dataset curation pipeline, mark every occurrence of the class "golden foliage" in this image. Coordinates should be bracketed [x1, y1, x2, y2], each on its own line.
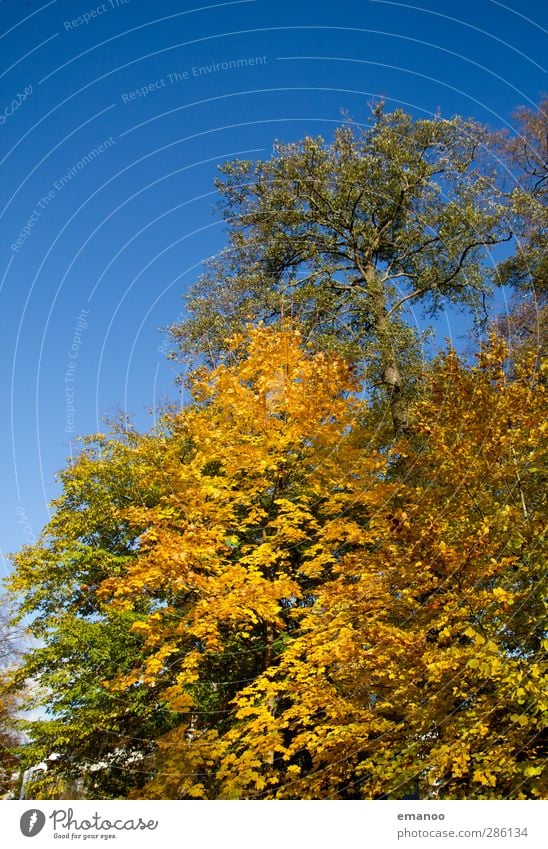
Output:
[10, 326, 546, 799]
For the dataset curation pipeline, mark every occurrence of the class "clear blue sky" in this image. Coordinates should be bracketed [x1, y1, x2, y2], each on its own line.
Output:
[1, 0, 546, 578]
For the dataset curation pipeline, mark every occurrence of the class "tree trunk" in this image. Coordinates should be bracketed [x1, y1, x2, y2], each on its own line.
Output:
[264, 622, 276, 765]
[367, 267, 410, 436]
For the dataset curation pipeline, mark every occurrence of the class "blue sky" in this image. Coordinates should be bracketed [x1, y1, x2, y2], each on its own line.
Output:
[1, 0, 546, 577]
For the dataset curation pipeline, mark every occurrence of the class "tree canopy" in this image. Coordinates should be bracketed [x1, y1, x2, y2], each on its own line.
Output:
[0, 602, 22, 797]
[170, 106, 512, 433]
[5, 100, 547, 801]
[495, 97, 547, 304]
[7, 326, 546, 799]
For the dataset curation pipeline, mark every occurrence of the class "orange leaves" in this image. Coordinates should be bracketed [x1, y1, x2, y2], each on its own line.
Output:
[14, 323, 544, 800]
[132, 332, 546, 797]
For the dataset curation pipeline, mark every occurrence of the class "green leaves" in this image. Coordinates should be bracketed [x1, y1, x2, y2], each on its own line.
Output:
[5, 101, 546, 799]
[9, 326, 545, 800]
[171, 106, 513, 434]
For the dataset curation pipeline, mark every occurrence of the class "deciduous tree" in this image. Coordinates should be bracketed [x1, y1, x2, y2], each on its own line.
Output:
[495, 96, 547, 298]
[9, 327, 544, 799]
[170, 106, 510, 433]
[0, 602, 22, 797]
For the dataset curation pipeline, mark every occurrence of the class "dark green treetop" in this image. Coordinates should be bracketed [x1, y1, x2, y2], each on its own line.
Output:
[171, 105, 511, 432]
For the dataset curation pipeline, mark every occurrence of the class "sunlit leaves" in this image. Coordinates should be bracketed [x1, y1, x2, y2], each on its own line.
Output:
[7, 326, 546, 799]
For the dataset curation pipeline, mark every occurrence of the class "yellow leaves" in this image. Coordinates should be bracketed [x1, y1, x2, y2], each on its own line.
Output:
[203, 483, 223, 499]
[465, 639, 506, 679]
[234, 705, 260, 720]
[162, 688, 195, 712]
[130, 621, 151, 636]
[472, 770, 497, 787]
[286, 764, 301, 777]
[239, 541, 280, 570]
[492, 587, 515, 605]
[438, 627, 452, 641]
[516, 687, 527, 704]
[15, 326, 545, 801]
[452, 752, 471, 779]
[143, 643, 179, 679]
[478, 521, 491, 539]
[463, 626, 484, 645]
[510, 714, 529, 727]
[523, 766, 543, 778]
[322, 518, 370, 546]
[186, 784, 208, 798]
[224, 534, 239, 547]
[426, 656, 460, 680]
[428, 743, 471, 782]
[106, 671, 141, 691]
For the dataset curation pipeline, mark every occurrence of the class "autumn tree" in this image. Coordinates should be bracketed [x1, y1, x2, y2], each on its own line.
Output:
[495, 96, 547, 300]
[196, 336, 545, 800]
[9, 326, 546, 799]
[170, 106, 511, 433]
[491, 98, 547, 378]
[9, 326, 391, 798]
[0, 601, 22, 797]
[7, 434, 185, 798]
[0, 686, 20, 797]
[131, 331, 545, 800]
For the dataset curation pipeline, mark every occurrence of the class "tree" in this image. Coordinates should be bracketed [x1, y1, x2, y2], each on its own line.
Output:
[0, 601, 22, 797]
[9, 326, 545, 799]
[495, 96, 547, 298]
[200, 336, 545, 800]
[10, 326, 390, 798]
[0, 685, 20, 797]
[170, 106, 510, 433]
[7, 433, 185, 799]
[492, 97, 547, 376]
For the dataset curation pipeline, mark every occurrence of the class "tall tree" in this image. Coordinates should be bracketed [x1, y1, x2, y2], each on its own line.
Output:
[171, 106, 510, 433]
[6, 328, 374, 796]
[492, 97, 547, 378]
[0, 601, 22, 797]
[495, 96, 547, 298]
[140, 333, 545, 800]
[7, 433, 184, 799]
[204, 337, 546, 800]
[9, 327, 545, 799]
[9, 326, 388, 799]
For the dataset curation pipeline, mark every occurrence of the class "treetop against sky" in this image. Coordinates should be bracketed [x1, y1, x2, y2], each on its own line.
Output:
[1, 0, 546, 568]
